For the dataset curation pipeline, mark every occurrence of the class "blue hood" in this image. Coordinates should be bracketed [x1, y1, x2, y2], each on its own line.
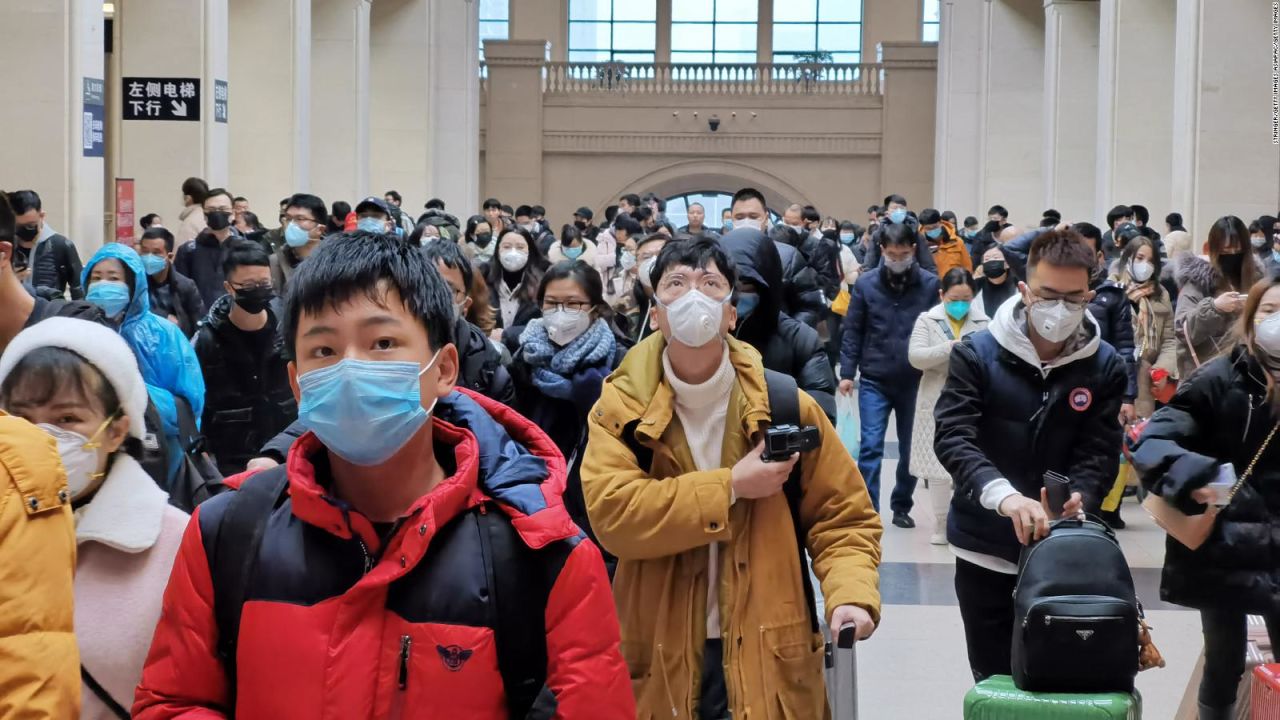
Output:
[436, 390, 550, 517]
[82, 242, 152, 321]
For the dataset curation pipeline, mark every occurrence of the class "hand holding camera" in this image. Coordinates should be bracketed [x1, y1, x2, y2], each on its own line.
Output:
[732, 440, 797, 500]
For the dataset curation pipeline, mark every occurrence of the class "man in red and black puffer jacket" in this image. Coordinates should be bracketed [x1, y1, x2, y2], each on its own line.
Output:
[133, 231, 633, 719]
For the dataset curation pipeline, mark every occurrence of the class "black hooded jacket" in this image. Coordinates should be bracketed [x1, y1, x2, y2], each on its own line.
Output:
[722, 228, 837, 420]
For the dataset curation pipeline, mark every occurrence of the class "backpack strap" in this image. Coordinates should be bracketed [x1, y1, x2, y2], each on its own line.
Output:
[764, 369, 821, 636]
[81, 665, 130, 719]
[477, 504, 568, 720]
[211, 465, 290, 706]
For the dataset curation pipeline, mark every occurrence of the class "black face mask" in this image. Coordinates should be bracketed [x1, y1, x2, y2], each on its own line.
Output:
[1219, 253, 1244, 281]
[473, 232, 493, 248]
[15, 224, 39, 242]
[206, 211, 232, 231]
[983, 260, 1007, 279]
[574, 220, 589, 230]
[233, 285, 275, 314]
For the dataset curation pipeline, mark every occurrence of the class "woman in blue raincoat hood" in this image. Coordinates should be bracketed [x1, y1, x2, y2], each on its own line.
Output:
[82, 243, 205, 478]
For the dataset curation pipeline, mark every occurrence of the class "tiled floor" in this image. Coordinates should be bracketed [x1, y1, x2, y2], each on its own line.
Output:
[842, 420, 1206, 719]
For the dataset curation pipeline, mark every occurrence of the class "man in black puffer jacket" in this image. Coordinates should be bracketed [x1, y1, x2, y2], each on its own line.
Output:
[8, 190, 84, 299]
[933, 229, 1127, 682]
[721, 227, 837, 421]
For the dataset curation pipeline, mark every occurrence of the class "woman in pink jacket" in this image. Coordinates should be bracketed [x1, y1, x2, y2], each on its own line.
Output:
[0, 318, 189, 719]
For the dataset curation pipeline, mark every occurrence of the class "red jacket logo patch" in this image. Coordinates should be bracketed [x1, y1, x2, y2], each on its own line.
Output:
[1069, 388, 1093, 412]
[437, 644, 474, 671]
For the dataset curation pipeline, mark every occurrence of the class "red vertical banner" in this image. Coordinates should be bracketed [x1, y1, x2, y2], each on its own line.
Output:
[115, 178, 135, 246]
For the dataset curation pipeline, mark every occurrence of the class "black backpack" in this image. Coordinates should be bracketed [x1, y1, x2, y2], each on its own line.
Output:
[621, 369, 821, 636]
[1011, 516, 1140, 693]
[211, 466, 561, 719]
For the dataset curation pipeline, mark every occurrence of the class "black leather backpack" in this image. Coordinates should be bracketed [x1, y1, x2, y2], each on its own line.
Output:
[1011, 516, 1140, 693]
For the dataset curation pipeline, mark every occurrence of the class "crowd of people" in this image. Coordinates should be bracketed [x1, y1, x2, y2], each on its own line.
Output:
[0, 175, 1277, 720]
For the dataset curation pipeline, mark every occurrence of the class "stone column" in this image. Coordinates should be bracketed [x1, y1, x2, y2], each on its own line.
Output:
[864, 0, 924, 56]
[0, 0, 105, 249]
[482, 40, 546, 207]
[933, 0, 986, 215]
[1172, 0, 1280, 240]
[512, 0, 566, 61]
[426, 0, 481, 215]
[1096, 0, 1175, 226]
[228, 0, 310, 208]
[880, 42, 939, 206]
[370, 0, 429, 209]
[978, 0, 1045, 227]
[310, 0, 371, 206]
[757, 0, 774, 63]
[1042, 0, 1099, 222]
[116, 0, 229, 231]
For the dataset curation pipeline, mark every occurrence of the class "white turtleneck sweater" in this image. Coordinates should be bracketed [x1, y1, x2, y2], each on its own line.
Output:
[663, 344, 737, 640]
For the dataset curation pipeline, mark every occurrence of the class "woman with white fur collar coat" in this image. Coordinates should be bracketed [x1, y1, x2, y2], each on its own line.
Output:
[0, 318, 190, 719]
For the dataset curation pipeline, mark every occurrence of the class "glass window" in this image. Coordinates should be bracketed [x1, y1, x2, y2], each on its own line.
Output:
[922, 0, 941, 42]
[772, 0, 863, 64]
[568, 0, 657, 62]
[479, 0, 509, 62]
[671, 0, 758, 65]
[663, 191, 780, 231]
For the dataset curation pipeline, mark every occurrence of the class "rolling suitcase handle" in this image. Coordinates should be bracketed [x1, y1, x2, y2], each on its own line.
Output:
[825, 625, 858, 720]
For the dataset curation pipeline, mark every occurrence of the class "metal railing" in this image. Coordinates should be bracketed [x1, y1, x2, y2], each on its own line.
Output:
[535, 61, 882, 96]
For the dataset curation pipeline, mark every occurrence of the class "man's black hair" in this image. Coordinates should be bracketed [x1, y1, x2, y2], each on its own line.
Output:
[140, 213, 161, 229]
[8, 190, 41, 214]
[621, 193, 642, 209]
[963, 215, 979, 228]
[604, 205, 619, 224]
[918, 208, 942, 225]
[884, 194, 908, 208]
[1071, 221, 1104, 253]
[631, 206, 653, 224]
[839, 220, 857, 233]
[650, 238, 737, 290]
[867, 204, 882, 214]
[1106, 205, 1133, 228]
[531, 204, 546, 218]
[642, 193, 667, 212]
[283, 231, 455, 359]
[614, 215, 643, 237]
[941, 210, 957, 224]
[483, 198, 502, 210]
[1166, 212, 1184, 230]
[422, 237, 475, 293]
[987, 204, 1008, 219]
[501, 204, 513, 215]
[1130, 204, 1150, 225]
[287, 193, 330, 226]
[879, 222, 918, 247]
[140, 226, 176, 253]
[385, 190, 402, 204]
[203, 187, 234, 206]
[425, 198, 446, 210]
[1042, 208, 1062, 223]
[1039, 216, 1059, 228]
[221, 239, 271, 277]
[801, 205, 821, 224]
[233, 196, 248, 204]
[732, 187, 767, 210]
[515, 205, 533, 219]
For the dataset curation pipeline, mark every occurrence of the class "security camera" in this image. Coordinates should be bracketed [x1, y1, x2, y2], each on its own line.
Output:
[709, 115, 720, 132]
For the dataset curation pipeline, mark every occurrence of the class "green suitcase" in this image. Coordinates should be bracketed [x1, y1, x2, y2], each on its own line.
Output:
[964, 675, 1141, 719]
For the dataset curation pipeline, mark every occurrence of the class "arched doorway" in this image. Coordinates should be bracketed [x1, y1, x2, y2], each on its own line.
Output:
[662, 190, 782, 231]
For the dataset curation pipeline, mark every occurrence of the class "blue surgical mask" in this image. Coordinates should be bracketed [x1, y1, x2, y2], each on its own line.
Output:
[86, 280, 131, 318]
[945, 300, 971, 321]
[140, 254, 167, 276]
[839, 232, 855, 245]
[926, 227, 943, 239]
[357, 217, 386, 234]
[889, 208, 908, 225]
[285, 221, 311, 248]
[1273, 249, 1280, 264]
[297, 354, 441, 467]
[723, 219, 733, 230]
[735, 291, 760, 320]
[562, 244, 585, 260]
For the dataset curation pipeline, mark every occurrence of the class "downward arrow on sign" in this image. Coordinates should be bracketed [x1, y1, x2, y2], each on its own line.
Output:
[170, 100, 188, 117]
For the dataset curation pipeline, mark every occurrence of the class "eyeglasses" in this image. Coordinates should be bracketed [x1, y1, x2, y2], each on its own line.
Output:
[286, 215, 318, 227]
[1031, 291, 1089, 311]
[656, 272, 731, 302]
[542, 301, 591, 314]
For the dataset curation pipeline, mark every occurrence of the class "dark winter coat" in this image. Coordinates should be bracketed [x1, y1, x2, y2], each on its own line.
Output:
[722, 227, 837, 420]
[192, 296, 296, 476]
[29, 233, 84, 299]
[147, 267, 205, 338]
[1089, 280, 1139, 402]
[173, 228, 245, 308]
[840, 263, 940, 383]
[934, 297, 1127, 564]
[257, 317, 515, 463]
[1130, 346, 1280, 613]
[1173, 254, 1265, 379]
